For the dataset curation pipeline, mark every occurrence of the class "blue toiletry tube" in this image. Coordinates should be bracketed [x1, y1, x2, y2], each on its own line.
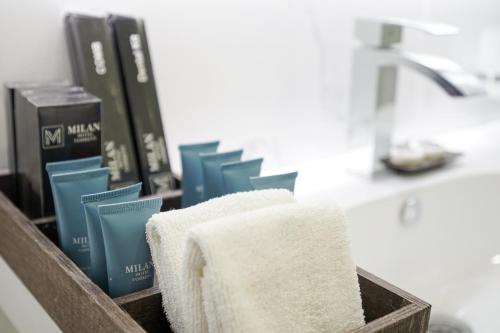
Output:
[249, 171, 298, 193]
[200, 150, 243, 200]
[46, 156, 103, 207]
[98, 197, 162, 298]
[81, 183, 142, 292]
[220, 158, 263, 194]
[179, 141, 219, 207]
[46, 156, 103, 179]
[50, 168, 109, 276]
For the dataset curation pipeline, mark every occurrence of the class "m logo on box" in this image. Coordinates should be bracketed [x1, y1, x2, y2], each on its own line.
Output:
[42, 125, 65, 149]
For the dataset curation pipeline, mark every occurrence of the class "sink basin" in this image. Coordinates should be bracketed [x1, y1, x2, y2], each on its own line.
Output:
[346, 172, 500, 332]
[276, 119, 500, 332]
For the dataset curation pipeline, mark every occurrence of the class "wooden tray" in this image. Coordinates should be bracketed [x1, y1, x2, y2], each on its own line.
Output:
[0, 174, 430, 333]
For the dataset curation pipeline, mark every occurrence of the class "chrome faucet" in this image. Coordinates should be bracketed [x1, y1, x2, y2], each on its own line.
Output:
[348, 18, 486, 175]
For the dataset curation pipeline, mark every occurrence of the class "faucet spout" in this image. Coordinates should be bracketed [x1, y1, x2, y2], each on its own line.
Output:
[396, 51, 486, 97]
[348, 21, 486, 176]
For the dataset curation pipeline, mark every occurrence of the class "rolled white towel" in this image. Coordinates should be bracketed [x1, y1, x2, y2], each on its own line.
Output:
[146, 189, 295, 333]
[183, 202, 365, 333]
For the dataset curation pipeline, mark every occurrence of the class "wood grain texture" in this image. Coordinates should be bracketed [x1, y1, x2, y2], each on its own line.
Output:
[0, 173, 431, 333]
[115, 287, 172, 333]
[353, 268, 431, 333]
[112, 270, 430, 333]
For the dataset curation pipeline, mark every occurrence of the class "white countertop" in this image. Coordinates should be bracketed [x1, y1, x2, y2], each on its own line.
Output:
[270, 118, 500, 208]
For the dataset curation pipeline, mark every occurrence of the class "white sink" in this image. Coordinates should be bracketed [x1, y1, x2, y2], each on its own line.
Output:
[284, 119, 500, 332]
[347, 172, 500, 332]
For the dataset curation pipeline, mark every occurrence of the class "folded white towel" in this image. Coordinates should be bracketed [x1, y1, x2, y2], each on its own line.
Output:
[183, 202, 365, 333]
[146, 189, 295, 333]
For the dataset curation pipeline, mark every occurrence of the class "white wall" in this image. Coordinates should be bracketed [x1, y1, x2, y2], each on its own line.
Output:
[1, 0, 500, 174]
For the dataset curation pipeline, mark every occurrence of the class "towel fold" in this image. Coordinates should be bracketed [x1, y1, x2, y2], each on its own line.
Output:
[183, 202, 365, 333]
[146, 189, 295, 333]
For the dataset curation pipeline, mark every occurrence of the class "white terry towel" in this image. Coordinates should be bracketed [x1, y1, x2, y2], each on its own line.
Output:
[146, 189, 295, 333]
[183, 202, 365, 333]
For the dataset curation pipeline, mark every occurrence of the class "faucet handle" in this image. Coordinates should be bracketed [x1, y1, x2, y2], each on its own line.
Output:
[355, 17, 459, 47]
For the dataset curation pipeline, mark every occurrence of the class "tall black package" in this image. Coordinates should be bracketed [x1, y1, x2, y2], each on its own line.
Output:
[65, 14, 140, 189]
[4, 81, 71, 175]
[109, 15, 175, 194]
[15, 92, 101, 217]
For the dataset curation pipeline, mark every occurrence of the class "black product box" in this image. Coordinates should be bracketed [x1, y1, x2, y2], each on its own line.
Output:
[65, 13, 140, 189]
[18, 86, 85, 100]
[15, 92, 101, 218]
[15, 86, 87, 165]
[109, 15, 175, 194]
[4, 81, 71, 175]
